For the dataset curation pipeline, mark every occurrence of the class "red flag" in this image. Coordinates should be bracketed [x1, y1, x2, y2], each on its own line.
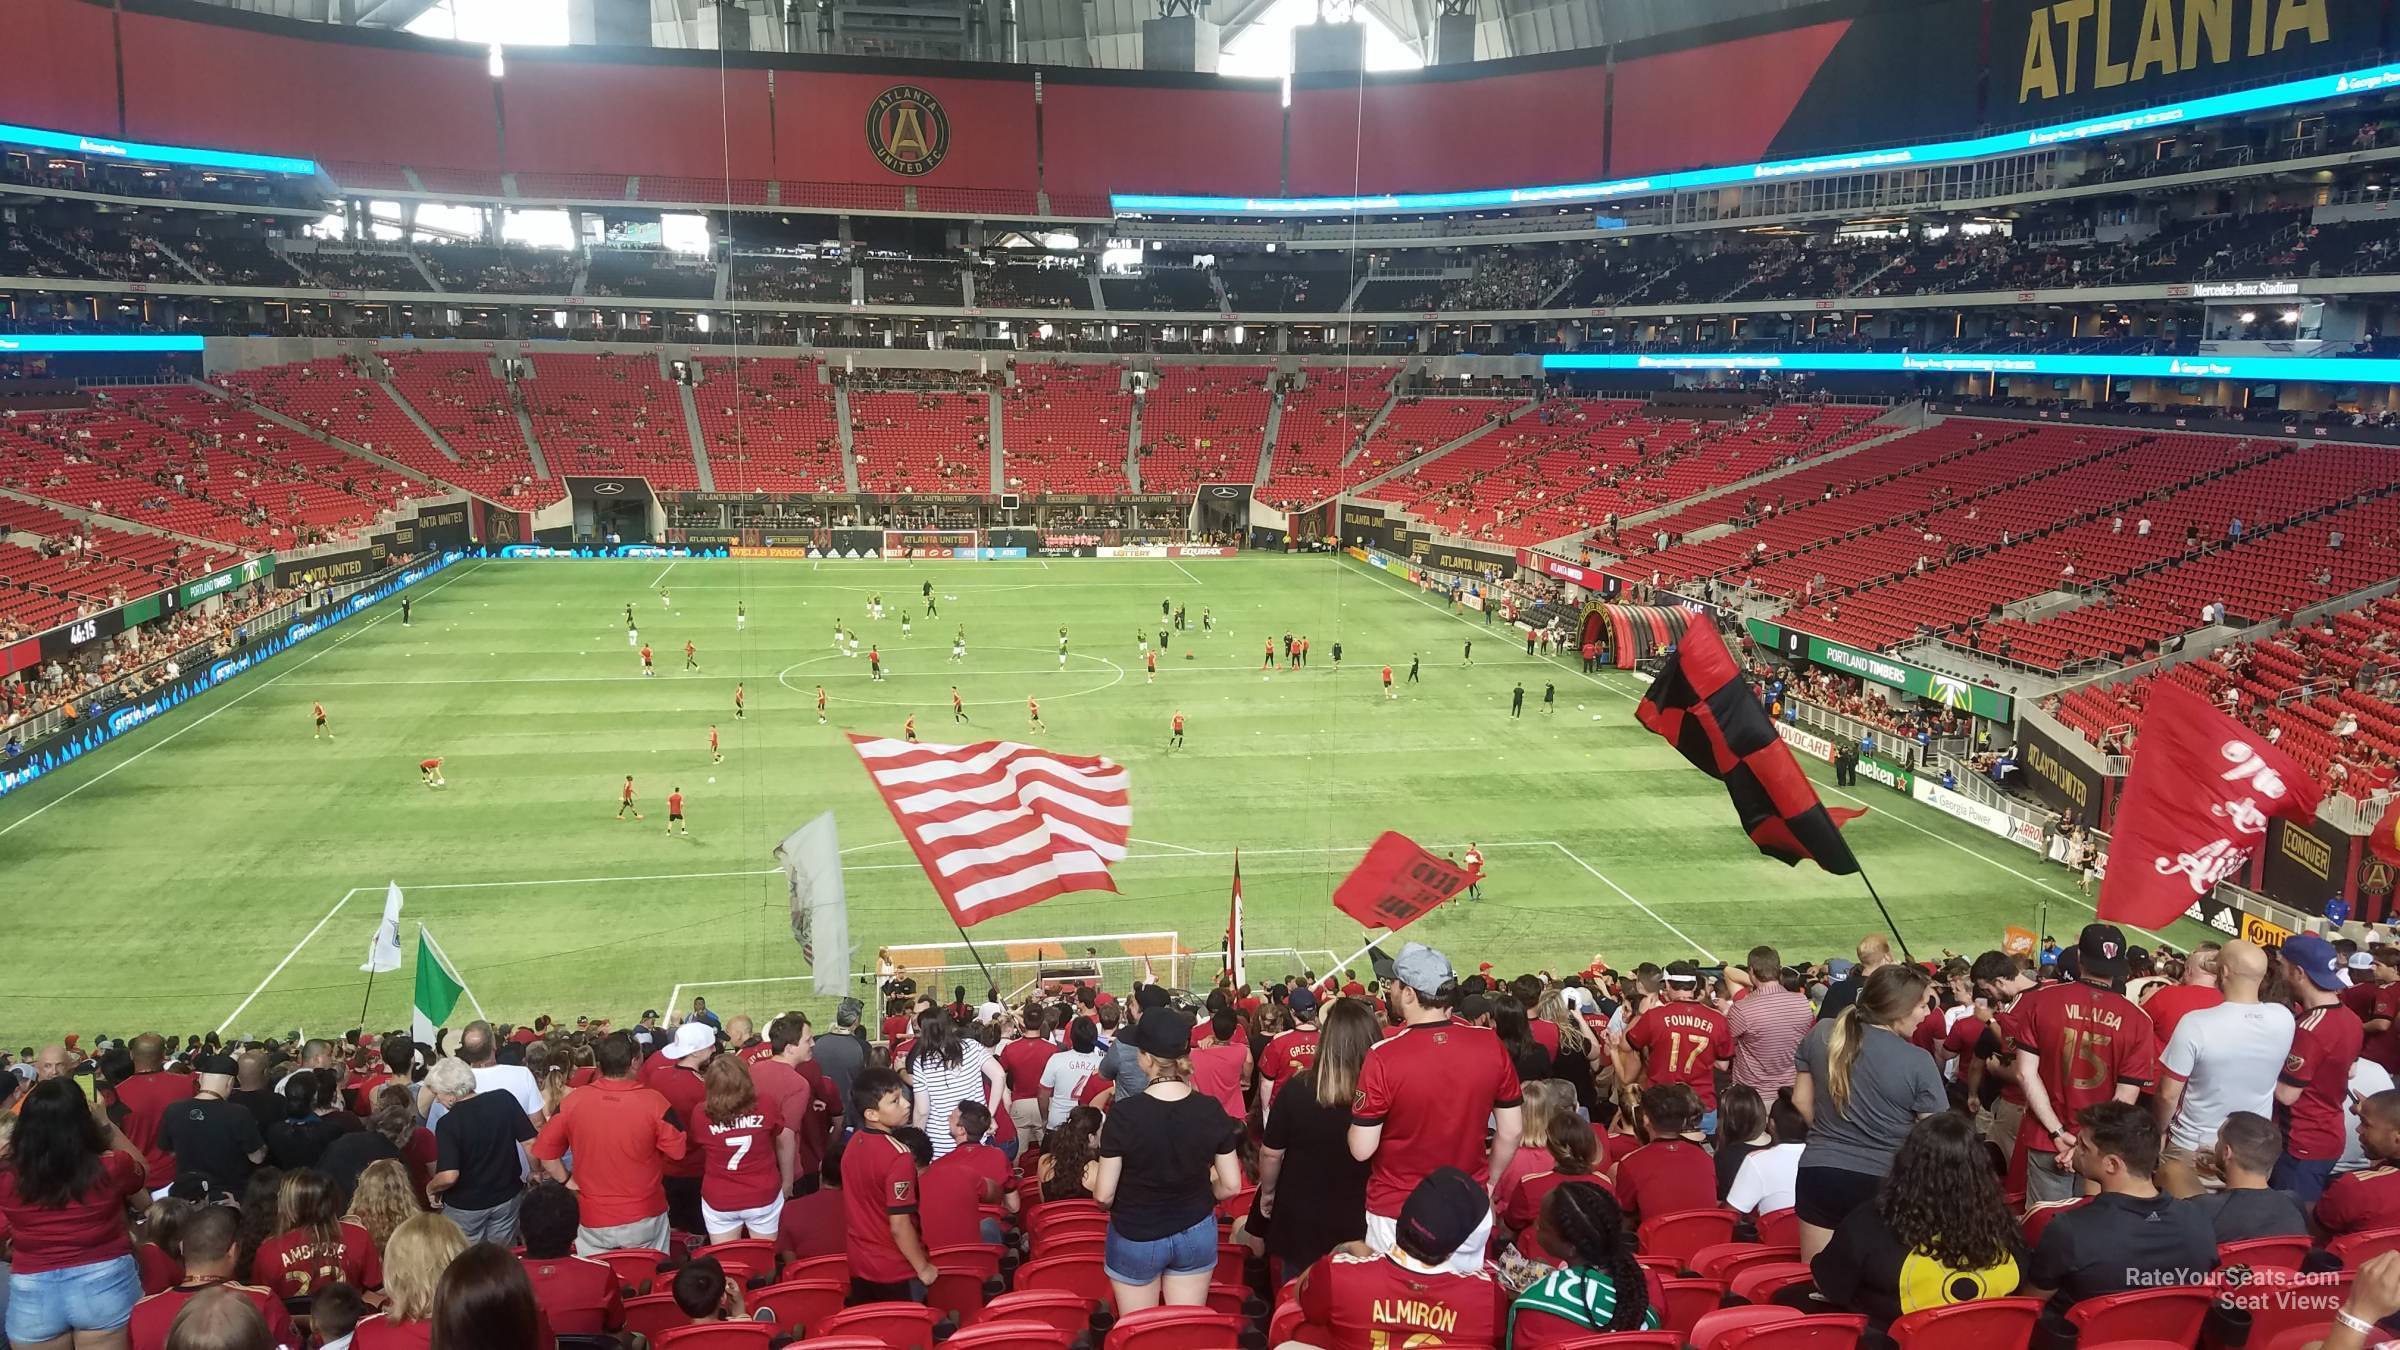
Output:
[847, 734, 1131, 927]
[1331, 832, 1478, 933]
[2373, 796, 2400, 868]
[1225, 852, 1247, 987]
[2098, 681, 2322, 930]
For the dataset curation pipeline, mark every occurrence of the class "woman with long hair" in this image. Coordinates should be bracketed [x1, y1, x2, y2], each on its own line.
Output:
[1093, 1009, 1244, 1313]
[1490, 1080, 1577, 1222]
[265, 1069, 349, 1173]
[1728, 1088, 1810, 1219]
[233, 1167, 286, 1289]
[252, 1168, 383, 1300]
[344, 1159, 425, 1256]
[133, 1195, 193, 1295]
[429, 1242, 545, 1350]
[693, 1055, 784, 1243]
[1491, 996, 1553, 1086]
[1534, 990, 1602, 1110]
[351, 1212, 467, 1349]
[1810, 1111, 2024, 1330]
[1508, 1181, 1662, 1344]
[905, 1007, 1005, 1161]
[1255, 997, 1376, 1284]
[1713, 1084, 1771, 1201]
[1038, 1106, 1104, 1202]
[0, 1076, 150, 1350]
[1503, 1114, 1604, 1261]
[1792, 963, 1943, 1261]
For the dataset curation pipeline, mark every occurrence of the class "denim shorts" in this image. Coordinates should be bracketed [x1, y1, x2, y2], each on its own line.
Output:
[7, 1254, 141, 1343]
[1104, 1215, 1218, 1285]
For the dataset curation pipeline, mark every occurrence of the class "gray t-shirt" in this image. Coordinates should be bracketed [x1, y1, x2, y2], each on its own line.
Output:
[1100, 1033, 1150, 1099]
[1794, 1020, 1945, 1176]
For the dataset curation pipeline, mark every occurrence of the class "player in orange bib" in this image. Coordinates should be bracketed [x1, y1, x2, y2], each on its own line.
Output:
[952, 687, 967, 723]
[684, 640, 699, 672]
[708, 723, 722, 764]
[1169, 710, 1185, 751]
[639, 643, 655, 677]
[312, 702, 331, 739]
[816, 685, 828, 724]
[904, 714, 919, 744]
[1146, 650, 1157, 684]
[1382, 664, 1396, 699]
[616, 775, 644, 821]
[734, 681, 746, 720]
[418, 756, 445, 788]
[1028, 696, 1046, 732]
[1262, 638, 1275, 671]
[666, 787, 688, 836]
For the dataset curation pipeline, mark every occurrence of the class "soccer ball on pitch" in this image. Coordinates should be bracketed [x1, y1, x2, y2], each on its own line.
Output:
[708, 776, 716, 783]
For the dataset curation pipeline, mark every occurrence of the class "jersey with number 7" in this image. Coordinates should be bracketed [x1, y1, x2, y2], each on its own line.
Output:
[1627, 1002, 1734, 1111]
[688, 1094, 786, 1211]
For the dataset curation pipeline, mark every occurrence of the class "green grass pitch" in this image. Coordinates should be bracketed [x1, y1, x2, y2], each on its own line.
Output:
[0, 553, 2208, 1044]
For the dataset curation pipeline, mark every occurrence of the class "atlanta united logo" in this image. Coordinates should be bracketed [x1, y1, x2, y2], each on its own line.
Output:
[867, 85, 950, 176]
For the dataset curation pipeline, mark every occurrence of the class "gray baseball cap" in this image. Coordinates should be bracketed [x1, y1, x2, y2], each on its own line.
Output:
[1390, 942, 1456, 997]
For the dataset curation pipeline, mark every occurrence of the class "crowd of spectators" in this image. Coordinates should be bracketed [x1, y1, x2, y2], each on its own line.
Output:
[0, 576, 299, 741]
[19, 924, 2400, 1348]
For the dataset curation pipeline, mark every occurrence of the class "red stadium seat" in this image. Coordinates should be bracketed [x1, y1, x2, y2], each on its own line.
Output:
[1726, 1261, 1815, 1306]
[1689, 1305, 1802, 1350]
[1658, 1277, 1727, 1332]
[780, 1254, 849, 1285]
[1100, 1307, 1248, 1350]
[1714, 1314, 1871, 1349]
[1032, 1217, 1110, 1252]
[2218, 1235, 2314, 1270]
[748, 1280, 846, 1335]
[1692, 1243, 1799, 1282]
[1537, 1335, 1684, 1349]
[814, 1302, 942, 1350]
[2064, 1286, 2214, 1345]
[593, 1247, 670, 1292]
[2241, 1267, 2350, 1343]
[2330, 1225, 2400, 1269]
[790, 1339, 892, 1350]
[1015, 1254, 1114, 1309]
[1753, 1209, 1799, 1247]
[1886, 1296, 2043, 1349]
[695, 1239, 778, 1285]
[943, 1322, 1076, 1350]
[1026, 1200, 1105, 1237]
[977, 1290, 1093, 1334]
[655, 1323, 777, 1350]
[622, 1293, 689, 1338]
[1639, 1209, 1740, 1265]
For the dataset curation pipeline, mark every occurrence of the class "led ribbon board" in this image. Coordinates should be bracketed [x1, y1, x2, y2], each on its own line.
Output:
[1539, 352, 2400, 385]
[1112, 60, 2400, 216]
[0, 122, 318, 177]
[0, 336, 207, 354]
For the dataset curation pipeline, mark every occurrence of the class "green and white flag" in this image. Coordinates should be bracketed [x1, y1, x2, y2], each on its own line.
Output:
[412, 926, 467, 1045]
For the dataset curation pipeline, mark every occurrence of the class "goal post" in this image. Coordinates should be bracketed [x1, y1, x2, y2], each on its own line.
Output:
[862, 932, 1344, 1001]
[881, 528, 982, 559]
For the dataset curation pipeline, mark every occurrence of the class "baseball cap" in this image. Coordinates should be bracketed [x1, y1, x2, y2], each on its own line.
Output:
[1285, 986, 1319, 1018]
[2076, 923, 2130, 983]
[2350, 951, 2378, 972]
[1135, 984, 1172, 1012]
[1124, 1008, 1193, 1059]
[641, 1010, 659, 1021]
[1395, 1167, 1490, 1265]
[1825, 959, 1855, 979]
[2282, 934, 2352, 991]
[1456, 991, 1494, 1021]
[659, 1022, 717, 1061]
[1389, 943, 1456, 998]
[195, 1054, 239, 1077]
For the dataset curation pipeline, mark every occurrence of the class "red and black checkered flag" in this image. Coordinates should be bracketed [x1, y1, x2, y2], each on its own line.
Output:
[1636, 623, 1865, 874]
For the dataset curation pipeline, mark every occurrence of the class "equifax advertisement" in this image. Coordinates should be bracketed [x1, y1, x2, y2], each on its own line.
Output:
[0, 553, 462, 801]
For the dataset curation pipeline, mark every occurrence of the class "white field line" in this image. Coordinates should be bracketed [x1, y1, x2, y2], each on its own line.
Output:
[650, 560, 679, 590]
[0, 560, 487, 842]
[218, 887, 364, 1035]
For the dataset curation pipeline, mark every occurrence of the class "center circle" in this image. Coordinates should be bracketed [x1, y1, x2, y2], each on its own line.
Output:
[774, 645, 1126, 708]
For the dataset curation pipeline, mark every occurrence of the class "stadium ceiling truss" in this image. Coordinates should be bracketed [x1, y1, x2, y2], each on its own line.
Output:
[185, 0, 1823, 66]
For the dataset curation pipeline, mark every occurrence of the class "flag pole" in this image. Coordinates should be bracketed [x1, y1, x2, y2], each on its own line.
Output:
[1852, 860, 1916, 967]
[952, 919, 1003, 1004]
[357, 967, 377, 1032]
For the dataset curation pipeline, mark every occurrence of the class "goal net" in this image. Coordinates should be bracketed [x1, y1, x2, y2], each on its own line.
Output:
[868, 931, 1341, 1000]
[882, 528, 982, 559]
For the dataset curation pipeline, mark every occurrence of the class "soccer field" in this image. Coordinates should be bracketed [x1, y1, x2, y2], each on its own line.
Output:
[0, 553, 2207, 1045]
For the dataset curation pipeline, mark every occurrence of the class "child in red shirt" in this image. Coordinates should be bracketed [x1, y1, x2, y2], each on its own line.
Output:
[1609, 1086, 1717, 1226]
[918, 1103, 1016, 1248]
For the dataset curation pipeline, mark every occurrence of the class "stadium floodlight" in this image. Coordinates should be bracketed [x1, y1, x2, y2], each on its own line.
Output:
[2239, 311, 2257, 324]
[2282, 311, 2303, 325]
[1539, 351, 2400, 386]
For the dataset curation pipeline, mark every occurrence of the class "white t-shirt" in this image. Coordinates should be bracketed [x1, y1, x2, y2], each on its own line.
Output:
[1726, 1141, 1804, 1216]
[2159, 1000, 2296, 1151]
[906, 1040, 992, 1160]
[1038, 1049, 1105, 1127]
[2340, 1060, 2398, 1173]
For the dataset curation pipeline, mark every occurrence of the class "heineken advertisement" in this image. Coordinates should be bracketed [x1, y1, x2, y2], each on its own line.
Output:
[1749, 619, 2014, 722]
[176, 557, 272, 608]
[1854, 751, 1915, 794]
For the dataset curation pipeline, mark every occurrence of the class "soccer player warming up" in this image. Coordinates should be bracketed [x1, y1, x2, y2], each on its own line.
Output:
[684, 641, 700, 673]
[817, 686, 829, 725]
[736, 601, 746, 632]
[903, 715, 919, 744]
[870, 646, 884, 682]
[1264, 639, 1277, 672]
[708, 724, 722, 764]
[640, 643, 655, 677]
[1382, 664, 1396, 699]
[617, 775, 644, 821]
[1145, 650, 1157, 684]
[313, 702, 332, 739]
[419, 757, 446, 789]
[666, 787, 689, 836]
[1169, 711, 1185, 751]
[734, 682, 747, 721]
[1028, 696, 1047, 732]
[952, 687, 967, 724]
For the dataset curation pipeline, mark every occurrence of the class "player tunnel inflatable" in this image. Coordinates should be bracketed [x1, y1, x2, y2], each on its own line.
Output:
[1575, 602, 1696, 669]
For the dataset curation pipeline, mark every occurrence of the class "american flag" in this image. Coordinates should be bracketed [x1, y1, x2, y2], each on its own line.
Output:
[848, 734, 1132, 926]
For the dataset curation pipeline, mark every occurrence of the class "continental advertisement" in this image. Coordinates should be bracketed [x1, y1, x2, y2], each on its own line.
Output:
[2257, 814, 2357, 918]
[2013, 716, 2116, 827]
[2183, 891, 2294, 950]
[1, 553, 463, 801]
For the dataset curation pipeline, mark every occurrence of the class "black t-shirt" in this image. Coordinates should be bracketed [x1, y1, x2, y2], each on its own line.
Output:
[230, 1087, 284, 1134]
[1716, 1138, 1762, 1201]
[266, 1112, 360, 1173]
[2027, 1191, 2218, 1311]
[1097, 1089, 1238, 1241]
[434, 1090, 537, 1210]
[2182, 1187, 2309, 1244]
[159, 1096, 266, 1193]
[317, 1129, 405, 1203]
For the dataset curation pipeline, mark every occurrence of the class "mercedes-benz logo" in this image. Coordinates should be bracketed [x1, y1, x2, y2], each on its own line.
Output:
[1208, 486, 1242, 498]
[591, 482, 625, 496]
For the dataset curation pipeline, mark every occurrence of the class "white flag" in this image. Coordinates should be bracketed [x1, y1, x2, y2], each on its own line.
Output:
[360, 882, 403, 974]
[775, 811, 853, 999]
